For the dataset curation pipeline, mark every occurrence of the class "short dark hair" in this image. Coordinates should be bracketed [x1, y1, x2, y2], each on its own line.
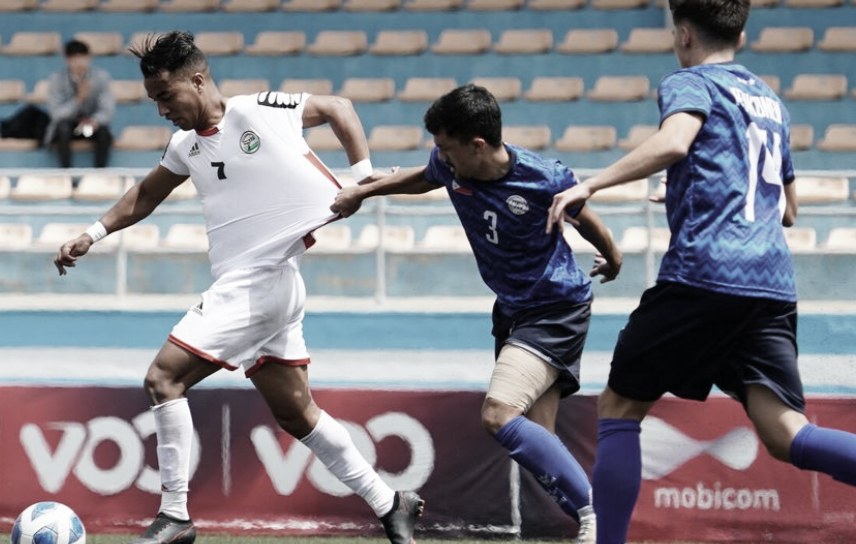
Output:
[128, 30, 209, 79]
[423, 84, 503, 148]
[64, 39, 90, 57]
[669, 0, 749, 47]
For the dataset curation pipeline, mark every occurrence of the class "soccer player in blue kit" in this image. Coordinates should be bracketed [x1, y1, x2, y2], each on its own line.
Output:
[546, 1, 856, 542]
[332, 84, 623, 544]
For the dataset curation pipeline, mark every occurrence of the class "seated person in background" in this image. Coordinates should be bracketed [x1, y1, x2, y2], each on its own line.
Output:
[45, 39, 115, 168]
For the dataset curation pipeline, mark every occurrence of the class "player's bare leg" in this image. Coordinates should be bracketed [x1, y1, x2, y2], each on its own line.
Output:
[251, 363, 424, 544]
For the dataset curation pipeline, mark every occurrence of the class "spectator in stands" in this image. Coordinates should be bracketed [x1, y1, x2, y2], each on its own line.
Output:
[545, 1, 856, 543]
[52, 31, 423, 544]
[332, 83, 623, 544]
[45, 38, 115, 168]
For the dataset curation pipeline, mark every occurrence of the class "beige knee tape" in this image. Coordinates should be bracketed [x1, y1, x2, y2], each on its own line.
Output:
[487, 344, 560, 412]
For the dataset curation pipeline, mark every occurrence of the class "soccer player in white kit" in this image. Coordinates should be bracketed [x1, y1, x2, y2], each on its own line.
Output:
[53, 31, 424, 544]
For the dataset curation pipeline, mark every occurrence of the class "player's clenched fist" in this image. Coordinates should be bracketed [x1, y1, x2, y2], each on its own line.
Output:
[54, 235, 94, 276]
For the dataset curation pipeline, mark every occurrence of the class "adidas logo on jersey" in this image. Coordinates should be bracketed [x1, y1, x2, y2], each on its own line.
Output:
[188, 142, 201, 158]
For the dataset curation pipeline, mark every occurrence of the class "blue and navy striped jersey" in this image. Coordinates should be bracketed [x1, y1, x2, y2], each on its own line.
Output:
[424, 144, 593, 314]
[657, 63, 797, 302]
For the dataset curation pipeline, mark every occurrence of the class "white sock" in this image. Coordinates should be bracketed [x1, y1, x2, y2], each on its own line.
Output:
[301, 410, 395, 517]
[153, 398, 193, 520]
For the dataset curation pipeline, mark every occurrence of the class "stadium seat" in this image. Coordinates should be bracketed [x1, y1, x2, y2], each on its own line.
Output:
[430, 29, 492, 54]
[467, 0, 525, 10]
[619, 226, 671, 252]
[0, 138, 39, 151]
[72, 174, 129, 201]
[369, 30, 429, 55]
[783, 227, 816, 252]
[39, 0, 98, 11]
[502, 125, 552, 150]
[305, 126, 342, 151]
[0, 0, 37, 10]
[342, 0, 401, 10]
[591, 178, 650, 202]
[587, 76, 650, 101]
[759, 74, 781, 94]
[245, 31, 306, 55]
[368, 125, 424, 150]
[2, 31, 62, 55]
[99, 0, 159, 11]
[282, 0, 341, 9]
[554, 125, 617, 151]
[402, 0, 463, 9]
[110, 79, 147, 103]
[194, 32, 244, 56]
[0, 223, 33, 249]
[524, 77, 584, 102]
[0, 79, 25, 103]
[493, 29, 553, 54]
[784, 74, 848, 100]
[10, 174, 73, 201]
[307, 31, 368, 56]
[398, 77, 458, 101]
[222, 0, 280, 10]
[555, 29, 619, 54]
[528, 0, 586, 8]
[219, 78, 271, 96]
[821, 227, 856, 251]
[354, 224, 415, 251]
[113, 125, 172, 151]
[750, 27, 814, 52]
[618, 124, 658, 150]
[790, 124, 814, 151]
[818, 27, 856, 52]
[591, 0, 650, 8]
[159, 0, 220, 10]
[817, 125, 856, 151]
[165, 179, 198, 201]
[469, 77, 522, 101]
[24, 80, 49, 104]
[794, 175, 850, 203]
[563, 225, 607, 253]
[620, 27, 673, 53]
[119, 224, 161, 251]
[279, 78, 334, 95]
[0, 176, 10, 198]
[750, 0, 779, 6]
[338, 77, 396, 102]
[73, 31, 124, 55]
[34, 223, 91, 249]
[785, 0, 843, 6]
[419, 225, 471, 252]
[162, 223, 209, 251]
[309, 224, 352, 252]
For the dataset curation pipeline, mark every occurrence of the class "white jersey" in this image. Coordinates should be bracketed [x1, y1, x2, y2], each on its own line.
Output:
[161, 92, 341, 279]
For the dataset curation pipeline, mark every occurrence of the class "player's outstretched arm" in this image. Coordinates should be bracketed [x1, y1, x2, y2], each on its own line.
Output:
[546, 112, 703, 234]
[332, 166, 435, 218]
[783, 180, 797, 227]
[54, 165, 187, 275]
[302, 94, 373, 182]
[572, 204, 623, 283]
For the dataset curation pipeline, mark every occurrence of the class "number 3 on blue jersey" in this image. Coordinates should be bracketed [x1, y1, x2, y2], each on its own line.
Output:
[484, 210, 499, 244]
[744, 121, 785, 223]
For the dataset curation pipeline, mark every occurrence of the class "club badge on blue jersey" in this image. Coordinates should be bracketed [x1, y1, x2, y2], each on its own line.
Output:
[506, 195, 529, 215]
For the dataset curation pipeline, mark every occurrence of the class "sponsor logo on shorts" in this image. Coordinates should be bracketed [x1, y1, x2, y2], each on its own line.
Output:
[240, 131, 260, 154]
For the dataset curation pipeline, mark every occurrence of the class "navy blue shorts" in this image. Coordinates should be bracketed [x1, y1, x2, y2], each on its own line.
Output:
[608, 282, 804, 412]
[492, 300, 592, 398]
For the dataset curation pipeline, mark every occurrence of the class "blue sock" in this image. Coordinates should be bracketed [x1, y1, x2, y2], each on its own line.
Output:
[593, 418, 642, 544]
[790, 423, 856, 486]
[494, 415, 591, 519]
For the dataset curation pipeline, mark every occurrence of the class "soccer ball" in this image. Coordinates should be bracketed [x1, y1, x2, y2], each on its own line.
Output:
[11, 502, 86, 544]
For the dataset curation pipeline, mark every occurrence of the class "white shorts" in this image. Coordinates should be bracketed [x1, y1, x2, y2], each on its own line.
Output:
[169, 261, 310, 377]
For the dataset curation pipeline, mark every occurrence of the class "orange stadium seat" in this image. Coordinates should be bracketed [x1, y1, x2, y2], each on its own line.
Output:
[430, 29, 492, 54]
[10, 174, 73, 201]
[821, 228, 856, 251]
[245, 31, 306, 55]
[369, 30, 429, 55]
[397, 77, 458, 101]
[502, 125, 552, 150]
[790, 124, 814, 151]
[25, 80, 50, 104]
[524, 77, 584, 101]
[219, 78, 271, 96]
[403, 0, 463, 9]
[555, 29, 619, 54]
[818, 27, 856, 52]
[113, 126, 172, 151]
[587, 75, 650, 101]
[759, 74, 781, 94]
[750, 27, 814, 52]
[794, 175, 850, 204]
[367, 125, 425, 150]
[0, 223, 33, 249]
[817, 125, 856, 151]
[343, 0, 401, 10]
[279, 78, 334, 95]
[591, 0, 649, 8]
[0, 0, 38, 10]
[785, 0, 844, 6]
[338, 77, 396, 102]
[2, 32, 62, 55]
[528, 0, 585, 7]
[620, 27, 673, 53]
[99, 0, 159, 11]
[467, 0, 525, 9]
[0, 138, 38, 151]
[73, 31, 125, 55]
[194, 32, 244, 56]
[750, 0, 779, 6]
[159, 0, 220, 10]
[493, 29, 553, 54]
[40, 0, 99, 10]
[554, 125, 617, 151]
[0, 79, 25, 103]
[222, 0, 281, 10]
[469, 77, 522, 101]
[282, 0, 341, 9]
[72, 174, 129, 201]
[307, 30, 368, 56]
[784, 74, 848, 100]
[110, 79, 147, 103]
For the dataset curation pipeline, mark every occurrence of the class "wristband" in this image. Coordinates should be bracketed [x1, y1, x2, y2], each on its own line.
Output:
[84, 221, 107, 243]
[350, 159, 373, 181]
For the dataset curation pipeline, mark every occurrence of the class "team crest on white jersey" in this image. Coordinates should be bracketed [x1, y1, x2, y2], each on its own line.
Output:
[240, 131, 260, 154]
[506, 195, 529, 215]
